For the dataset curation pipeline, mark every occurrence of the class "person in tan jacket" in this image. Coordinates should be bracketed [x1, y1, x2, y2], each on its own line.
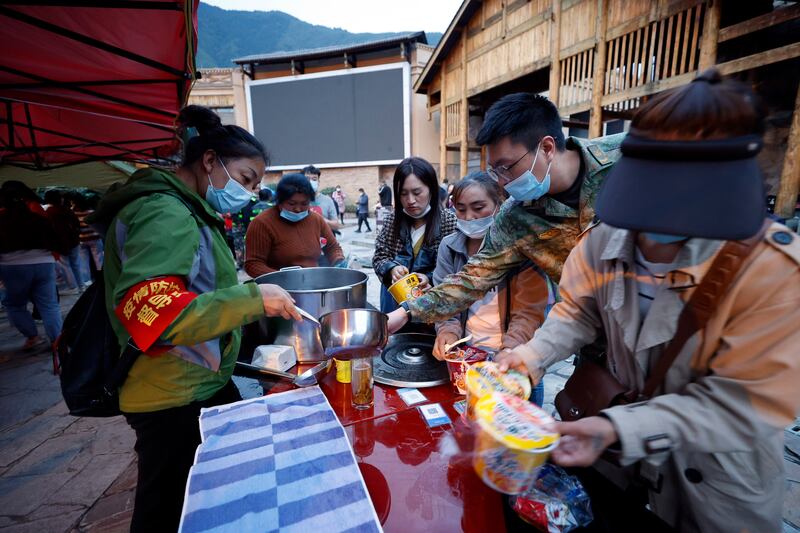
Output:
[498, 69, 800, 532]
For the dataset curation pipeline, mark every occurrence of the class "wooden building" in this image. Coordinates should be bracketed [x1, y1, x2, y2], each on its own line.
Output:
[415, 0, 800, 217]
[187, 68, 249, 128]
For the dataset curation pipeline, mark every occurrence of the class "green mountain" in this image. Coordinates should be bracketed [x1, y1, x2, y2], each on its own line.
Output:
[197, 2, 442, 68]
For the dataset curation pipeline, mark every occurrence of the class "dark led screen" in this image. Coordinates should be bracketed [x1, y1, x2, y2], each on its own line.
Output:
[249, 67, 406, 166]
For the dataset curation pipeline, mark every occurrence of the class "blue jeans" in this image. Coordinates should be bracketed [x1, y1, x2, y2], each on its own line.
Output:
[80, 240, 104, 278]
[532, 379, 544, 407]
[67, 245, 85, 287]
[379, 284, 399, 314]
[0, 263, 63, 342]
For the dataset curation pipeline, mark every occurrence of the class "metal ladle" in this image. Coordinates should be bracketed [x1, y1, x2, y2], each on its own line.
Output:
[235, 359, 331, 387]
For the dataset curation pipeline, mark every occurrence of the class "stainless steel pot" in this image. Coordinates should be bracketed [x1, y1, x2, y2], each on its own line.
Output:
[254, 267, 368, 362]
[319, 308, 388, 359]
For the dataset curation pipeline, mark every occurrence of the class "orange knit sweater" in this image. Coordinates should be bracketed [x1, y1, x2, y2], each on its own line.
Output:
[244, 207, 344, 277]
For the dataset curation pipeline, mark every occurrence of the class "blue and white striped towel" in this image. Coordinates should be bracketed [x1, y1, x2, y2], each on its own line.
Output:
[179, 386, 382, 533]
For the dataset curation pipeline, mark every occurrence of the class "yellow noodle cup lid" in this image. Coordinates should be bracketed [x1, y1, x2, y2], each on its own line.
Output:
[475, 392, 560, 451]
[465, 361, 531, 401]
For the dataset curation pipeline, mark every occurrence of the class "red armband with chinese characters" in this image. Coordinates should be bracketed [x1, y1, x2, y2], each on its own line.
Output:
[114, 276, 197, 354]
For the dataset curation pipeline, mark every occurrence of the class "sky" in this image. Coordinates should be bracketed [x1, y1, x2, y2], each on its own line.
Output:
[202, 0, 462, 34]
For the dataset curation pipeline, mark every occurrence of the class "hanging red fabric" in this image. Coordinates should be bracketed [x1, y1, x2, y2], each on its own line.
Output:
[0, 1, 199, 169]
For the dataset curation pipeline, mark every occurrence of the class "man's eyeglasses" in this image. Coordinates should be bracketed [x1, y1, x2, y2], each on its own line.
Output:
[486, 150, 531, 182]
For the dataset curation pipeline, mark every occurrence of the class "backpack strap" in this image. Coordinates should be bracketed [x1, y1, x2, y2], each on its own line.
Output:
[103, 339, 142, 396]
[640, 219, 771, 399]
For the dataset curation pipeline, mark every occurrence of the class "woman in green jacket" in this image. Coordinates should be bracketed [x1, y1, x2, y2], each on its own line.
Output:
[95, 105, 300, 532]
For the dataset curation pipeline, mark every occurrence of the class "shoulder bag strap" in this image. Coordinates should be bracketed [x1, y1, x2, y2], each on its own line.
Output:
[640, 219, 771, 399]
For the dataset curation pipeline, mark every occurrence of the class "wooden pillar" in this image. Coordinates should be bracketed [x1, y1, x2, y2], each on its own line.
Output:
[588, 0, 608, 138]
[439, 66, 447, 181]
[480, 145, 487, 171]
[502, 1, 508, 37]
[775, 83, 800, 218]
[460, 33, 469, 178]
[698, 0, 721, 70]
[548, 0, 562, 105]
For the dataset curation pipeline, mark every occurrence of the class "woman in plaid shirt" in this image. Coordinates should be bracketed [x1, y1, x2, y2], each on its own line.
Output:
[373, 157, 457, 314]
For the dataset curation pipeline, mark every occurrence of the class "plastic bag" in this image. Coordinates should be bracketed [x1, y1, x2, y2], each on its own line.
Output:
[510, 464, 593, 533]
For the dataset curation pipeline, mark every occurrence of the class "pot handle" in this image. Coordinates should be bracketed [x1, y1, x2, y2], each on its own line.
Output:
[320, 291, 326, 308]
[279, 266, 302, 271]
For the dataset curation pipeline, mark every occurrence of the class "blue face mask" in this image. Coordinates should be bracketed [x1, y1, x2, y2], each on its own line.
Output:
[280, 209, 309, 223]
[643, 232, 689, 244]
[503, 144, 552, 202]
[456, 209, 496, 239]
[205, 160, 253, 214]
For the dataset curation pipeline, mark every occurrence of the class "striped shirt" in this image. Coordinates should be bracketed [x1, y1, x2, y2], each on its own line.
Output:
[74, 208, 101, 242]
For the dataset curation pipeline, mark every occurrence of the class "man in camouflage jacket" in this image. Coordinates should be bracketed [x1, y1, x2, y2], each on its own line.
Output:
[388, 93, 624, 330]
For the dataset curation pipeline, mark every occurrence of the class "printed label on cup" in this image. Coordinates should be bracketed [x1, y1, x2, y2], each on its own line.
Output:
[388, 273, 421, 304]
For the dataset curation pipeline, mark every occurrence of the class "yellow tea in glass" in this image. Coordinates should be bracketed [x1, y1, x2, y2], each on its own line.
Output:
[351, 357, 374, 409]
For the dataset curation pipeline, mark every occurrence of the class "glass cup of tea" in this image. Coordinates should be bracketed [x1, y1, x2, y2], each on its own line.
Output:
[351, 356, 374, 410]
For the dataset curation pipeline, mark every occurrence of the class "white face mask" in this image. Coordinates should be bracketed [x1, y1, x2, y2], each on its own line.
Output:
[309, 180, 319, 192]
[403, 203, 431, 219]
[456, 210, 496, 239]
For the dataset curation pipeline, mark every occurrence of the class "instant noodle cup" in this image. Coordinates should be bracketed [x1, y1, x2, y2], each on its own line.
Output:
[444, 345, 490, 395]
[388, 273, 422, 303]
[472, 392, 559, 494]
[334, 358, 351, 384]
[465, 361, 531, 421]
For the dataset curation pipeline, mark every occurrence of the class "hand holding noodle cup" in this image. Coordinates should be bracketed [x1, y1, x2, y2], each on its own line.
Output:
[388, 273, 422, 304]
[465, 361, 531, 422]
[444, 345, 490, 395]
[473, 392, 560, 495]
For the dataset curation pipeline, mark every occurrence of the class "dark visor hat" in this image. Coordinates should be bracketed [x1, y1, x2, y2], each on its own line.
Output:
[595, 133, 766, 240]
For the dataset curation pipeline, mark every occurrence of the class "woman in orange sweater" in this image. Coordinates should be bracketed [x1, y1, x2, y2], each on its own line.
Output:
[244, 173, 344, 277]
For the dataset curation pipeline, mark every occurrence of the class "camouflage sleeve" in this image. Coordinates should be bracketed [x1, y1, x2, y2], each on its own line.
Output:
[407, 201, 527, 323]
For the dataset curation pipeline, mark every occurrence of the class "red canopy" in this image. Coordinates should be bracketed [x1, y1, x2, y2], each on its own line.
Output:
[0, 1, 198, 169]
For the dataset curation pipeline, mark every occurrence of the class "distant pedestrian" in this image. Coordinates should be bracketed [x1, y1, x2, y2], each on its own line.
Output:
[355, 188, 371, 233]
[44, 190, 83, 291]
[71, 194, 104, 283]
[332, 185, 346, 224]
[378, 178, 392, 207]
[0, 181, 63, 351]
[303, 165, 340, 232]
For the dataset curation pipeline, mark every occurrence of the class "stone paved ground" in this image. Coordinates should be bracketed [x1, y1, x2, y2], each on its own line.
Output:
[0, 291, 136, 533]
[1, 212, 798, 531]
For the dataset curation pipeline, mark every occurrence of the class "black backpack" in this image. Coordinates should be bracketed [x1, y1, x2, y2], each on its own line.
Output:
[55, 270, 141, 417]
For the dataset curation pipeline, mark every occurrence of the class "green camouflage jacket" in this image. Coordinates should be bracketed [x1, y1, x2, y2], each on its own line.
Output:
[408, 133, 625, 324]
